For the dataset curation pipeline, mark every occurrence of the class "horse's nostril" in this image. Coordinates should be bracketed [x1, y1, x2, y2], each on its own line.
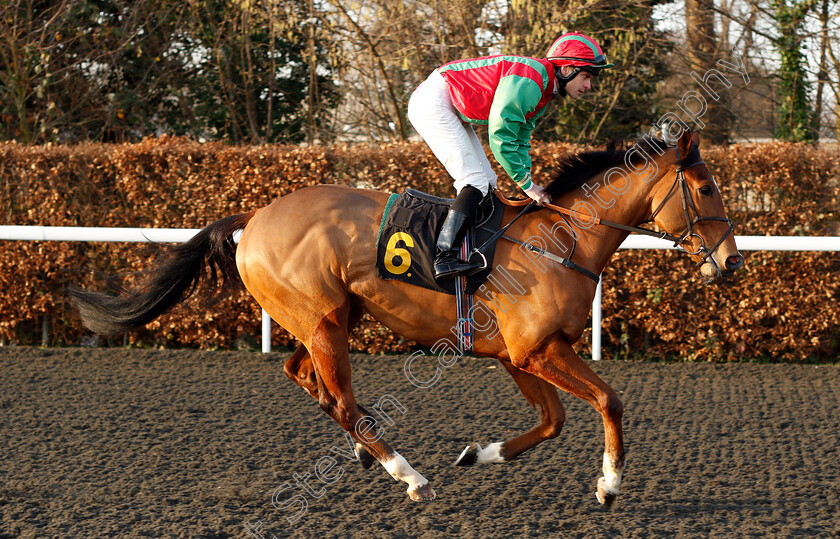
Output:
[725, 255, 744, 271]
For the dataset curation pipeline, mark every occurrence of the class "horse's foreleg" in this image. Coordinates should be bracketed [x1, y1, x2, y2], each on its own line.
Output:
[512, 336, 625, 508]
[309, 301, 436, 502]
[454, 360, 565, 466]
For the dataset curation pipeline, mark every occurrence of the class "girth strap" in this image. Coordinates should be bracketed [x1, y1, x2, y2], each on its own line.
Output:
[455, 231, 474, 353]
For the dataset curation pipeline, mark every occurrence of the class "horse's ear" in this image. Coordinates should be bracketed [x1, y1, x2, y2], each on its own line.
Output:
[677, 129, 693, 157]
[691, 131, 700, 147]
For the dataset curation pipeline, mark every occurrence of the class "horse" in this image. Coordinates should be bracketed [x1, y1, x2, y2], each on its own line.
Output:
[69, 129, 743, 507]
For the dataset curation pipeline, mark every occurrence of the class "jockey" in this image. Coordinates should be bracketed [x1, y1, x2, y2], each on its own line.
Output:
[407, 31, 614, 280]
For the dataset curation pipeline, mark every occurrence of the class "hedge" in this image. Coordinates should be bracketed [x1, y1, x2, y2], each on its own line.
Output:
[0, 137, 838, 362]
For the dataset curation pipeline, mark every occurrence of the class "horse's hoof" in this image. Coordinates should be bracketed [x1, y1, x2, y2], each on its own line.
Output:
[596, 477, 618, 509]
[453, 443, 481, 466]
[355, 443, 376, 470]
[407, 482, 436, 502]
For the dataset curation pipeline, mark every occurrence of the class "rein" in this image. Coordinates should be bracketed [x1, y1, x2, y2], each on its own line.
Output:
[475, 201, 602, 283]
[535, 159, 734, 268]
[473, 156, 734, 281]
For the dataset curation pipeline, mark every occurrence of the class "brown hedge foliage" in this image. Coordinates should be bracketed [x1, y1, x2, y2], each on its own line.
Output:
[0, 137, 838, 362]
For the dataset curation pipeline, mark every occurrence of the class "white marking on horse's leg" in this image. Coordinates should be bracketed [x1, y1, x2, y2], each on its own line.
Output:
[476, 442, 505, 464]
[457, 444, 474, 461]
[381, 452, 435, 500]
[596, 452, 624, 503]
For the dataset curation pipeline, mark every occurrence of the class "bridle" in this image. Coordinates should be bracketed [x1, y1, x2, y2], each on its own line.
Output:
[475, 151, 736, 282]
[641, 159, 735, 266]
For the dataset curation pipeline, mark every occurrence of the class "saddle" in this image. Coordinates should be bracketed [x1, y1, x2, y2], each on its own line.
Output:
[375, 188, 507, 295]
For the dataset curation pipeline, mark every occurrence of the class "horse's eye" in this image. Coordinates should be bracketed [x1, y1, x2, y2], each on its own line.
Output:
[699, 185, 713, 197]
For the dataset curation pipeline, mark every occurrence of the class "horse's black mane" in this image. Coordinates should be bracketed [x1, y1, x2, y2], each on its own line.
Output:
[544, 137, 691, 198]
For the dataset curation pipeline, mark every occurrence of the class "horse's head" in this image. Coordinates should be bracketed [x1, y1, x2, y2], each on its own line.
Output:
[649, 130, 744, 282]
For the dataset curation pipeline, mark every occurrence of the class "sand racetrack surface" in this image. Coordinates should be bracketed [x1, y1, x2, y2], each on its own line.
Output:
[0, 347, 838, 538]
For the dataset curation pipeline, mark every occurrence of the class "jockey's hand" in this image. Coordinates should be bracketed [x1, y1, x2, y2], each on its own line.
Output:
[525, 184, 552, 206]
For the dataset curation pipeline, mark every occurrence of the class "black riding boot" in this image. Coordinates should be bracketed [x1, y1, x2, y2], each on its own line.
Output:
[434, 186, 484, 280]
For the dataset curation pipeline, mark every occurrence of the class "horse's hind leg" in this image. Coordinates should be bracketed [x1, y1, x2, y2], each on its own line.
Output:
[455, 360, 565, 466]
[282, 305, 377, 468]
[309, 300, 436, 501]
[284, 345, 318, 397]
[282, 345, 376, 469]
[283, 303, 365, 399]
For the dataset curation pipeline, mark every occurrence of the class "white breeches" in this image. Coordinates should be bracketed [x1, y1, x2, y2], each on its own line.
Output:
[407, 70, 498, 196]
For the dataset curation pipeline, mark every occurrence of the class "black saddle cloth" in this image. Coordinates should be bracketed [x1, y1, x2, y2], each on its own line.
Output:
[375, 188, 506, 295]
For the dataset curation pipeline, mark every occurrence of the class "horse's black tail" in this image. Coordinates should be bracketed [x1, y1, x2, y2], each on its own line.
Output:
[68, 212, 257, 336]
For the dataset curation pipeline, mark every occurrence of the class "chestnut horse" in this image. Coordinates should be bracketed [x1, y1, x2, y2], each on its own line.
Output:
[70, 130, 743, 507]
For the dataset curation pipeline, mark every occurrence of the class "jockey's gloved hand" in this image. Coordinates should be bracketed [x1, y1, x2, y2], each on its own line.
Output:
[525, 184, 552, 205]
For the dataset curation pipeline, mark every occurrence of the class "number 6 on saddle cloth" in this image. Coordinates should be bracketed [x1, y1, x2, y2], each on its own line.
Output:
[375, 188, 506, 296]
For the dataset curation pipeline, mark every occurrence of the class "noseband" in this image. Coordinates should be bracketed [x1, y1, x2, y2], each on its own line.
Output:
[579, 158, 734, 267]
[647, 160, 734, 266]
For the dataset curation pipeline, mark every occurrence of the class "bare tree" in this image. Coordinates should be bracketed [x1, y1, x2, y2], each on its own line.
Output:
[685, 0, 733, 144]
[811, 0, 839, 139]
[319, 0, 493, 142]
[0, 0, 160, 143]
[825, 33, 840, 140]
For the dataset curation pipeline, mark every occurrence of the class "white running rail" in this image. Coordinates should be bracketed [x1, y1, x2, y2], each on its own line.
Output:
[2, 226, 839, 358]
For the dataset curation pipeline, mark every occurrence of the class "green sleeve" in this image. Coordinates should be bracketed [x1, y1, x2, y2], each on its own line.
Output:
[487, 75, 543, 192]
